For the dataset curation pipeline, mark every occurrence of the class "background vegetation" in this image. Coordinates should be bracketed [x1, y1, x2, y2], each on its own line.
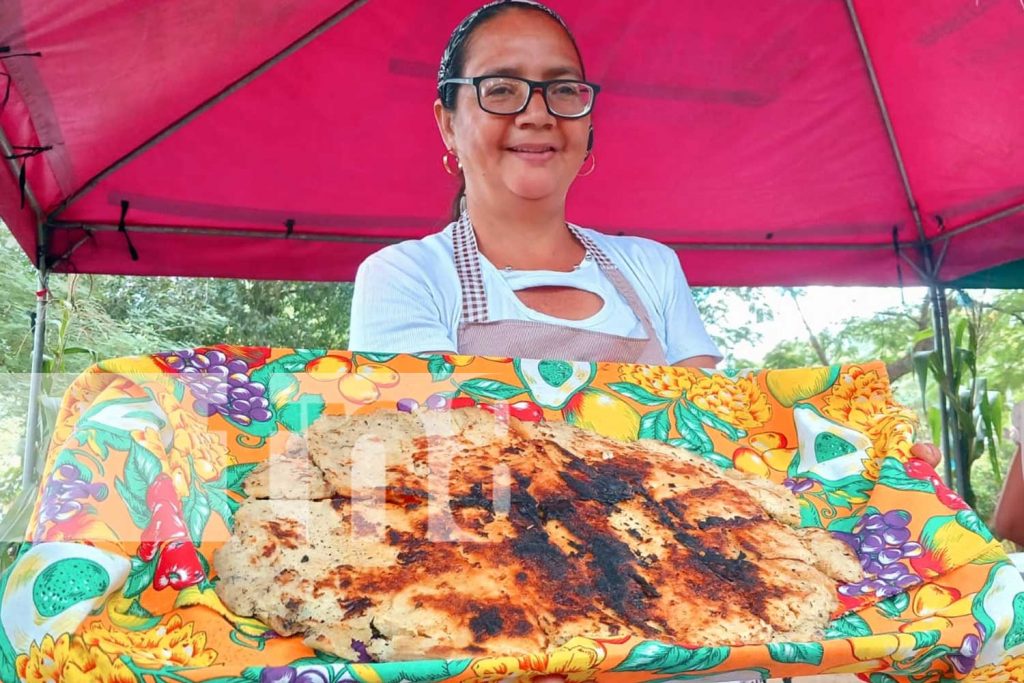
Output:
[1, 229, 1021, 528]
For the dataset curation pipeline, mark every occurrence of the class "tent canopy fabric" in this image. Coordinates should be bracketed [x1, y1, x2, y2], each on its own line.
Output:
[1, 0, 1022, 287]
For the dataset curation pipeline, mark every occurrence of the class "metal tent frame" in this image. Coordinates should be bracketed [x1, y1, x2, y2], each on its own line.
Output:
[6, 0, 1024, 500]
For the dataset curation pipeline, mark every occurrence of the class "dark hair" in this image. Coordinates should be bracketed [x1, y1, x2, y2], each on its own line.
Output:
[437, 0, 585, 221]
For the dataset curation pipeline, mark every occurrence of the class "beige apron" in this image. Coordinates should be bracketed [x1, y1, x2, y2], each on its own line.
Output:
[451, 212, 668, 364]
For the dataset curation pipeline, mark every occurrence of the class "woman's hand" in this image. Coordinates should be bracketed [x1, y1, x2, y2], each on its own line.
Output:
[910, 442, 942, 467]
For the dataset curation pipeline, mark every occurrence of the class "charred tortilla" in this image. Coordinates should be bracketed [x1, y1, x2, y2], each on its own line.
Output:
[214, 408, 860, 660]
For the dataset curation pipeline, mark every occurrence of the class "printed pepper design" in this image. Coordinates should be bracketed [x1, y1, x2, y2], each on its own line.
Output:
[138, 473, 205, 591]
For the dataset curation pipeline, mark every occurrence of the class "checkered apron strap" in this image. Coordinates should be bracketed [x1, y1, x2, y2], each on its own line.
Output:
[568, 225, 616, 269]
[568, 225, 662, 344]
[451, 212, 489, 323]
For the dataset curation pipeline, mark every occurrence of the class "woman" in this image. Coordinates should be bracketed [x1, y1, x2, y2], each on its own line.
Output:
[347, 3, 942, 678]
[349, 0, 720, 368]
[348, 0, 942, 455]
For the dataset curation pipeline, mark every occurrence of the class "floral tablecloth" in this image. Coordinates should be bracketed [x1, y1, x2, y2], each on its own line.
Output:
[1, 348, 1022, 683]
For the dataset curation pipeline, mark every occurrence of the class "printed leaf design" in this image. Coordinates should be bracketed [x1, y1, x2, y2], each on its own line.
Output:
[879, 458, 935, 493]
[123, 556, 156, 599]
[825, 613, 872, 639]
[612, 641, 728, 673]
[278, 394, 326, 434]
[427, 356, 455, 382]
[607, 382, 672, 406]
[639, 408, 670, 440]
[456, 378, 525, 400]
[673, 401, 713, 452]
[876, 592, 911, 619]
[359, 353, 398, 363]
[767, 642, 824, 665]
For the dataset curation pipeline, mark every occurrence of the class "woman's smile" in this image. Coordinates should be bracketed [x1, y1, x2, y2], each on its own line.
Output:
[507, 142, 558, 163]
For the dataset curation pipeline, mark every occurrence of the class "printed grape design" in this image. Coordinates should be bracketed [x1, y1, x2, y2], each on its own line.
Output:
[836, 510, 923, 599]
[38, 463, 107, 528]
[160, 349, 272, 425]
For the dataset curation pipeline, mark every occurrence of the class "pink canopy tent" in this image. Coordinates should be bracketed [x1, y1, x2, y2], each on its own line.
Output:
[1, 0, 1023, 495]
[1, 0, 1022, 288]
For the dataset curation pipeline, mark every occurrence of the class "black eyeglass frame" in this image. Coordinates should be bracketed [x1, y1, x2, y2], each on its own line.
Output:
[440, 75, 601, 119]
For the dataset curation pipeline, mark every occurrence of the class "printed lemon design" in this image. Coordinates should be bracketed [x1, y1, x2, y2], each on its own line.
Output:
[357, 363, 400, 387]
[765, 366, 840, 407]
[912, 513, 1005, 578]
[33, 558, 109, 617]
[305, 354, 401, 404]
[563, 388, 641, 440]
[305, 354, 352, 380]
[734, 432, 795, 476]
[515, 359, 595, 410]
[618, 364, 696, 399]
[689, 374, 771, 428]
[898, 584, 975, 633]
[850, 633, 920, 661]
[339, 373, 380, 404]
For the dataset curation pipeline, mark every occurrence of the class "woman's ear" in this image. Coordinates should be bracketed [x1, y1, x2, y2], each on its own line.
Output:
[434, 99, 456, 150]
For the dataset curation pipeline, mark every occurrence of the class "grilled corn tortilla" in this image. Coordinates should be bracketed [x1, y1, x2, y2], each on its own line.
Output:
[214, 408, 860, 660]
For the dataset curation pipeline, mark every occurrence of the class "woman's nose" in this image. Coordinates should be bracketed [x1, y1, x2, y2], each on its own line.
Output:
[518, 87, 555, 124]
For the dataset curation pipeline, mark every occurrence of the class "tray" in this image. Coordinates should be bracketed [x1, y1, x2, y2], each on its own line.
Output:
[2, 348, 1022, 682]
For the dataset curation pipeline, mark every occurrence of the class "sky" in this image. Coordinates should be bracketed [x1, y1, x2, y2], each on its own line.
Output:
[727, 286, 931, 362]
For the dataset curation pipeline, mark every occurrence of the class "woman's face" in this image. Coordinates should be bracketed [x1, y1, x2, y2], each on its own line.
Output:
[436, 9, 591, 207]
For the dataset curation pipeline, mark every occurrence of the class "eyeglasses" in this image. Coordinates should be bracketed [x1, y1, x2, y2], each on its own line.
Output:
[440, 75, 601, 119]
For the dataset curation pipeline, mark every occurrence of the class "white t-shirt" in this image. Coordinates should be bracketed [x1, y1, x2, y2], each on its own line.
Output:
[349, 223, 721, 364]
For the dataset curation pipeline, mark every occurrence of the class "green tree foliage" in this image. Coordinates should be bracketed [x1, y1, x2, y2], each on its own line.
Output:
[692, 288, 775, 367]
[1, 229, 354, 515]
[760, 288, 1024, 524]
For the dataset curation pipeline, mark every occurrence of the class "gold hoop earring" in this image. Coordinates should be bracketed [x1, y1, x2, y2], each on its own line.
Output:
[442, 149, 461, 176]
[578, 152, 596, 177]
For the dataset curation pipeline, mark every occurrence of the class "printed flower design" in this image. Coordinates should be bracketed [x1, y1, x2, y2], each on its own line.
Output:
[81, 614, 217, 669]
[688, 374, 771, 428]
[132, 389, 234, 497]
[964, 652, 1024, 682]
[618, 364, 696, 399]
[823, 366, 916, 463]
[306, 355, 399, 404]
[469, 637, 606, 682]
[16, 633, 135, 683]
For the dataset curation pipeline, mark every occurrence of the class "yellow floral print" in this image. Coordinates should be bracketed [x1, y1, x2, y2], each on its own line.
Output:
[689, 374, 771, 428]
[16, 633, 135, 683]
[618, 364, 695, 399]
[824, 366, 918, 468]
[964, 653, 1024, 682]
[468, 637, 606, 682]
[133, 388, 235, 497]
[81, 613, 218, 669]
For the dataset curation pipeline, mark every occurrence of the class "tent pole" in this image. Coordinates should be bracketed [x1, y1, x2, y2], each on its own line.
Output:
[936, 287, 967, 496]
[928, 285, 955, 488]
[21, 269, 49, 489]
[21, 225, 49, 490]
